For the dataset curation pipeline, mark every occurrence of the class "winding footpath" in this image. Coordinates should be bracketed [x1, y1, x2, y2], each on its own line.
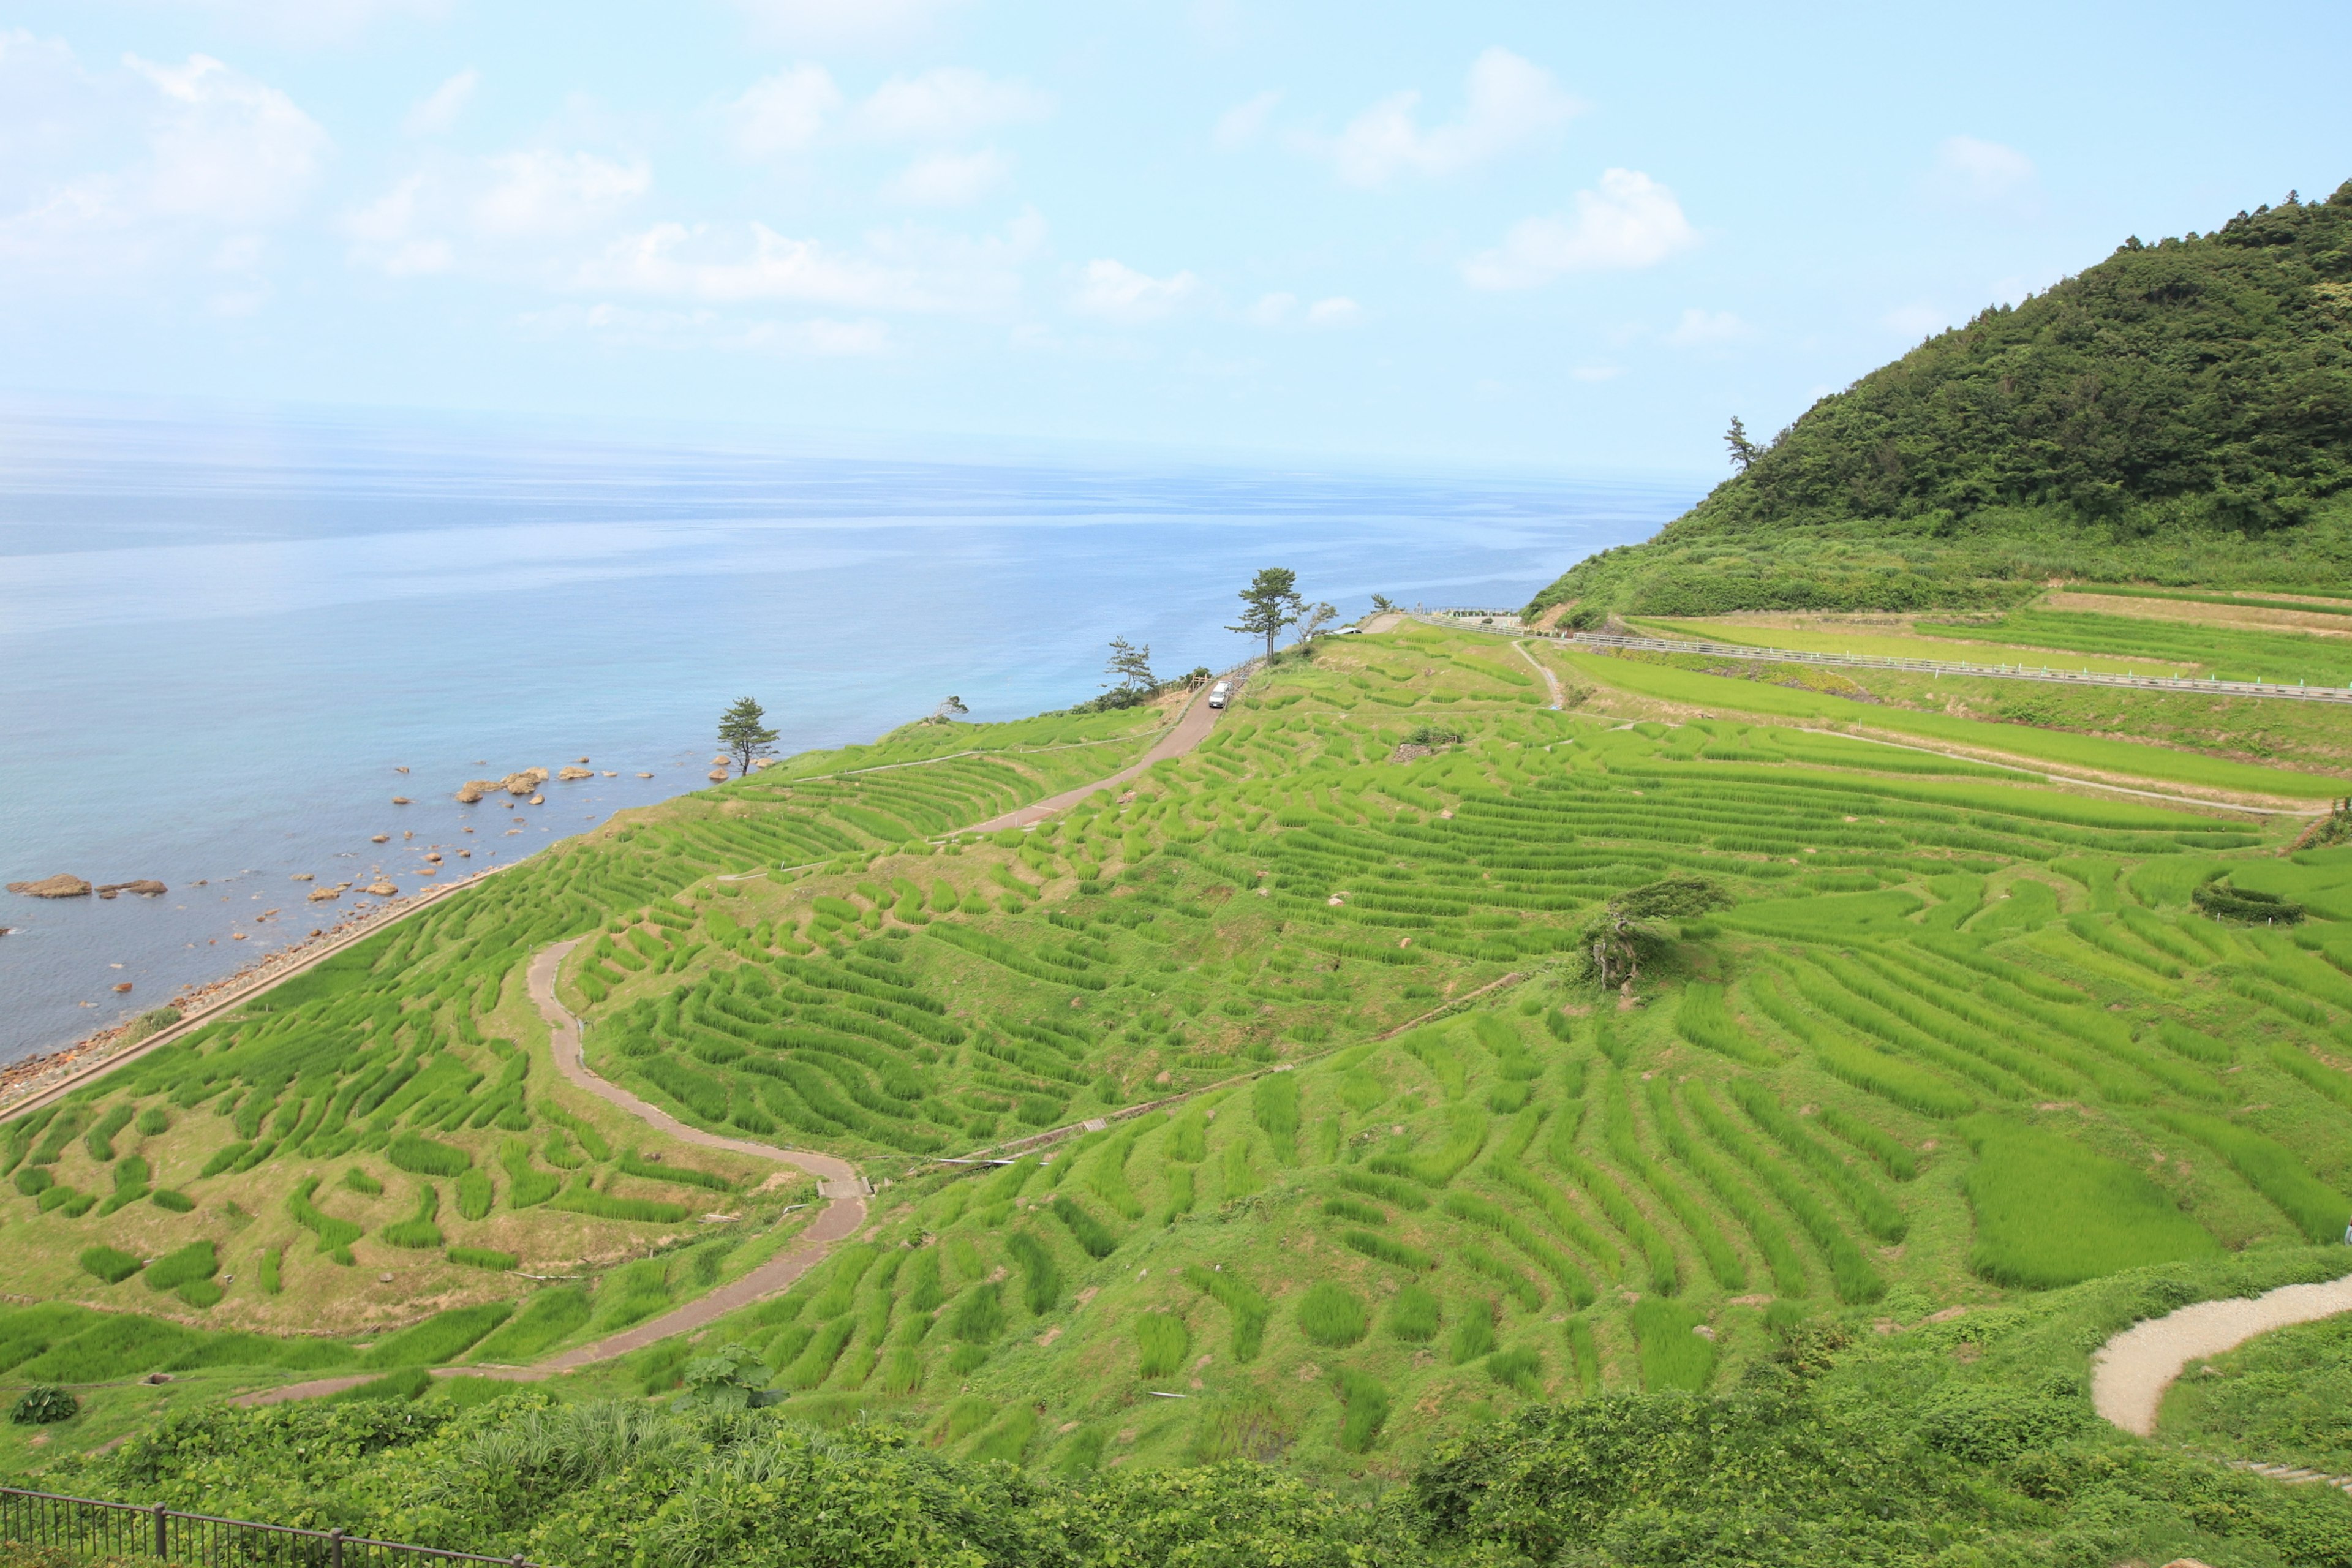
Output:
[240, 665, 1250, 1403]
[2090, 1271, 2352, 1443]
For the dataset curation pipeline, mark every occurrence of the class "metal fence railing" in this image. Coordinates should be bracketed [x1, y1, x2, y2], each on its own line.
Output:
[0, 1488, 529, 1568]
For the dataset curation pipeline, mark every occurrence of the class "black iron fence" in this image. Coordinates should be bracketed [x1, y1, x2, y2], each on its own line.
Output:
[0, 1488, 529, 1568]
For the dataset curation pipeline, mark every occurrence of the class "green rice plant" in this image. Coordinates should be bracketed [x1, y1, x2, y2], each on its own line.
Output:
[1397, 1028, 1468, 1100]
[2155, 1021, 2234, 1065]
[1814, 1104, 1918, 1180]
[1684, 1083, 1882, 1304]
[781, 1318, 857, 1389]
[257, 1247, 281, 1296]
[539, 1101, 612, 1160]
[1469, 1014, 1543, 1080]
[1005, 1229, 1061, 1314]
[1169, 1110, 1208, 1163]
[1782, 959, 2037, 1101]
[548, 1177, 689, 1225]
[1322, 1196, 1386, 1226]
[968, 1406, 1037, 1464]
[1725, 1081, 1906, 1241]
[1253, 1073, 1301, 1164]
[1340, 1229, 1436, 1272]
[1049, 1195, 1120, 1259]
[1295, 1281, 1368, 1347]
[1334, 1367, 1391, 1453]
[2268, 1041, 2352, 1112]
[1546, 1112, 1678, 1294]
[365, 1302, 513, 1366]
[1338, 1069, 1389, 1112]
[1458, 1243, 1544, 1312]
[448, 1248, 518, 1272]
[134, 1107, 170, 1138]
[1441, 1191, 1595, 1306]
[902, 1248, 946, 1313]
[1183, 1265, 1271, 1362]
[1133, 1312, 1191, 1378]
[1219, 1137, 1262, 1200]
[1385, 1283, 1442, 1343]
[499, 1140, 562, 1209]
[287, 1177, 363, 1264]
[1486, 1346, 1544, 1397]
[386, 1133, 472, 1178]
[1335, 1170, 1430, 1210]
[1155, 1166, 1197, 1226]
[379, 1183, 445, 1250]
[1749, 969, 1973, 1118]
[2154, 1109, 2352, 1242]
[1960, 1116, 2219, 1286]
[1376, 1105, 1489, 1186]
[810, 1246, 878, 1319]
[1597, 1074, 1746, 1290]
[1673, 984, 1776, 1066]
[2117, 908, 2212, 967]
[1567, 1317, 1601, 1396]
[456, 1169, 494, 1221]
[1449, 1303, 1498, 1365]
[328, 1366, 432, 1404]
[342, 1167, 383, 1197]
[949, 1283, 1006, 1344]
[79, 1246, 142, 1284]
[1643, 1080, 1806, 1297]
[1630, 1298, 1716, 1391]
[84, 1104, 135, 1163]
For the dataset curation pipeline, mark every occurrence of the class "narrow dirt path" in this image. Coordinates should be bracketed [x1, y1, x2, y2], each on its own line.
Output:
[963, 666, 1246, 834]
[2091, 1271, 2352, 1437]
[1515, 640, 1566, 709]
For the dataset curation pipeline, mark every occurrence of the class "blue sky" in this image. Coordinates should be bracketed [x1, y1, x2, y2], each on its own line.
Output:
[1, 0, 2346, 473]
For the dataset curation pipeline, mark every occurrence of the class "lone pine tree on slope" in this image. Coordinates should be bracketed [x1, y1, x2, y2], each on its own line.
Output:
[717, 696, 780, 777]
[1229, 567, 1302, 663]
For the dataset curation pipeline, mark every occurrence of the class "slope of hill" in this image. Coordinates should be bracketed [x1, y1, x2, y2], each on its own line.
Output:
[1532, 180, 2352, 619]
[8, 622, 2352, 1567]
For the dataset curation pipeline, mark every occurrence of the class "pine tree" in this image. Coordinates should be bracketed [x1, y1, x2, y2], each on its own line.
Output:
[716, 697, 780, 777]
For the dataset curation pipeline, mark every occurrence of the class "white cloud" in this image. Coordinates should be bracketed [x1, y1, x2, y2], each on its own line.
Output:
[401, 69, 477, 138]
[129, 53, 329, 224]
[472, 149, 650, 238]
[576, 208, 1043, 316]
[726, 64, 842, 159]
[0, 41, 326, 287]
[1213, 90, 1280, 151]
[883, 147, 1008, 206]
[731, 0, 968, 50]
[1246, 290, 1295, 325]
[1072, 258, 1199, 324]
[1324, 48, 1578, 187]
[1928, 135, 2038, 207]
[1463, 168, 1695, 289]
[1306, 295, 1360, 327]
[1665, 307, 1751, 347]
[853, 67, 1050, 143]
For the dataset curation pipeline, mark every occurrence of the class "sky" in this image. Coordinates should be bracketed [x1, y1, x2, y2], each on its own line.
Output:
[1, 0, 2346, 474]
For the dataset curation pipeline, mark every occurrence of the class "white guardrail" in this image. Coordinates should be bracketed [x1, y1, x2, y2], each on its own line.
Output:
[1420, 617, 2352, 707]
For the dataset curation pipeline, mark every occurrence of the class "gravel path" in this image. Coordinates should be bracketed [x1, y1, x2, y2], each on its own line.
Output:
[2091, 1272, 2352, 1437]
[963, 666, 1244, 835]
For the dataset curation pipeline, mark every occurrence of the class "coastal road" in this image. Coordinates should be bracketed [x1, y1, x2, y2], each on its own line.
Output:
[961, 663, 1250, 835]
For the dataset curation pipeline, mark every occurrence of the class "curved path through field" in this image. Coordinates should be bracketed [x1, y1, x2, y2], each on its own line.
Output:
[238, 682, 1257, 1406]
[2091, 1271, 2352, 1438]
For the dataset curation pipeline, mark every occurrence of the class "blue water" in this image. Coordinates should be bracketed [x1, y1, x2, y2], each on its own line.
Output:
[0, 399, 1698, 1062]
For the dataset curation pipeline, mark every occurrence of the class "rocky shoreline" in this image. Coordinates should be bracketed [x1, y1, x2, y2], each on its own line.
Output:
[0, 875, 474, 1114]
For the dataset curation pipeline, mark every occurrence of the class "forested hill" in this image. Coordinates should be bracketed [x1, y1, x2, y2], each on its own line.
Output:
[1532, 178, 2352, 619]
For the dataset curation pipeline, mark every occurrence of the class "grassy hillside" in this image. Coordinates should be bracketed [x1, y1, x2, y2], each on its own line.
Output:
[7, 624, 2352, 1562]
[1531, 179, 2352, 619]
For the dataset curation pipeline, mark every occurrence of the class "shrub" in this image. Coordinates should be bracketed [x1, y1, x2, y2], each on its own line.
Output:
[9, 1387, 77, 1425]
[80, 1246, 143, 1284]
[143, 1241, 217, 1294]
[1296, 1281, 1368, 1348]
[1385, 1284, 1442, 1344]
[1134, 1313, 1191, 1378]
[387, 1133, 472, 1177]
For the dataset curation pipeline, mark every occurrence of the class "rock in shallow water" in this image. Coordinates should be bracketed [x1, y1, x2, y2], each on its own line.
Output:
[7, 875, 91, 898]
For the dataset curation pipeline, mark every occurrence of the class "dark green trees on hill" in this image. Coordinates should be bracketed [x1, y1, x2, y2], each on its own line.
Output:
[1534, 179, 2352, 617]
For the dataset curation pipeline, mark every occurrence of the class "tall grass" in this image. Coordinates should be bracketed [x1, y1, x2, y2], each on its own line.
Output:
[1336, 1170, 1430, 1210]
[1133, 1312, 1191, 1378]
[1486, 1346, 1544, 1397]
[1630, 1298, 1716, 1391]
[1449, 1303, 1498, 1365]
[1295, 1281, 1368, 1347]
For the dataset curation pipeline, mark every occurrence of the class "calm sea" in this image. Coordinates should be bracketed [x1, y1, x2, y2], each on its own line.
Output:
[0, 399, 1698, 1063]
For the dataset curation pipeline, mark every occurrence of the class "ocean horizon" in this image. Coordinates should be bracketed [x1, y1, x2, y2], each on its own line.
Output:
[0, 398, 1702, 1064]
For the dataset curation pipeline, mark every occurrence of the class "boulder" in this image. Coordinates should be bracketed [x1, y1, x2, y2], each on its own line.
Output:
[502, 767, 549, 796]
[637, 772, 654, 778]
[527, 794, 545, 805]
[391, 796, 412, 805]
[712, 755, 729, 767]
[307, 886, 343, 902]
[455, 782, 491, 804]
[364, 881, 398, 896]
[602, 771, 617, 777]
[290, 872, 314, 881]
[112, 982, 132, 993]
[371, 834, 390, 844]
[7, 875, 91, 899]
[424, 853, 443, 863]
[707, 769, 729, 782]
[96, 881, 168, 898]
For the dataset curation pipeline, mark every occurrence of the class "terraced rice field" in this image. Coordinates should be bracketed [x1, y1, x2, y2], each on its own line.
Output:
[9, 622, 2352, 1480]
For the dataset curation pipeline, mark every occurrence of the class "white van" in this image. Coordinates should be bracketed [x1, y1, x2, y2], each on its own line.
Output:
[1208, 679, 1231, 709]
